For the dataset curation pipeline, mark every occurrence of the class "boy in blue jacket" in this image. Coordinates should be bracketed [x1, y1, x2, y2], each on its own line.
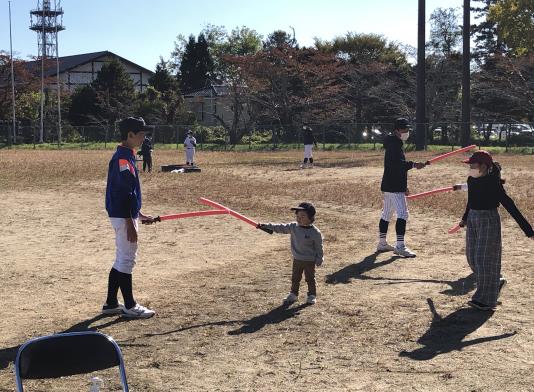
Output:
[102, 117, 156, 319]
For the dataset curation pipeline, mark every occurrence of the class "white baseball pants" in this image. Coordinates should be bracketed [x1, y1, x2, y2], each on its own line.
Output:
[185, 148, 195, 163]
[304, 144, 313, 159]
[381, 192, 409, 221]
[110, 217, 138, 274]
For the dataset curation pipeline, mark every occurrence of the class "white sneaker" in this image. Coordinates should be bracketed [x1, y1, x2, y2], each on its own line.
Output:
[376, 243, 395, 252]
[122, 304, 155, 319]
[394, 246, 416, 258]
[306, 295, 317, 305]
[283, 293, 298, 304]
[101, 303, 124, 315]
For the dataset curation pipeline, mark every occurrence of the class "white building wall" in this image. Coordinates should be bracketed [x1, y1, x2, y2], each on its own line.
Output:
[59, 55, 152, 92]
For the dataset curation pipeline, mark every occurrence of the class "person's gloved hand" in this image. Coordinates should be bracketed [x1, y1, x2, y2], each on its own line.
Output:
[315, 259, 323, 267]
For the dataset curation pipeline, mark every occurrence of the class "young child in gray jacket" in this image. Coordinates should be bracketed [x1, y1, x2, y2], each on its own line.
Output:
[258, 202, 324, 305]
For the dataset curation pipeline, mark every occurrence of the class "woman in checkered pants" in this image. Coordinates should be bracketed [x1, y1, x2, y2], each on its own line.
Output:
[458, 151, 534, 311]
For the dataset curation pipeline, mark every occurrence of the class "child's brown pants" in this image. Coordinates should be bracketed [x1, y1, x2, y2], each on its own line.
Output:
[291, 259, 316, 296]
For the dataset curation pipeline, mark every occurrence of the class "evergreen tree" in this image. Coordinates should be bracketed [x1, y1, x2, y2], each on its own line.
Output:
[149, 58, 180, 93]
[91, 59, 137, 124]
[179, 33, 214, 92]
[263, 30, 298, 50]
[471, 0, 504, 62]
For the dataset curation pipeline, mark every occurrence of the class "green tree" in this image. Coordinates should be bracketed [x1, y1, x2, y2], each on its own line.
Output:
[471, 0, 505, 63]
[179, 33, 214, 92]
[426, 7, 463, 143]
[148, 58, 184, 124]
[263, 29, 298, 50]
[0, 52, 40, 121]
[68, 85, 98, 125]
[488, 0, 534, 56]
[150, 58, 180, 93]
[429, 7, 462, 56]
[91, 59, 137, 125]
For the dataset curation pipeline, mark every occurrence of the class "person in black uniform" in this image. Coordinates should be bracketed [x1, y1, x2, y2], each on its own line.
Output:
[377, 118, 426, 257]
[140, 134, 153, 172]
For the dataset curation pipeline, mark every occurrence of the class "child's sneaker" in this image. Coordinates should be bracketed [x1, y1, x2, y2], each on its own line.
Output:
[122, 303, 155, 319]
[376, 243, 395, 252]
[394, 246, 416, 258]
[283, 293, 298, 304]
[306, 295, 317, 305]
[101, 303, 124, 315]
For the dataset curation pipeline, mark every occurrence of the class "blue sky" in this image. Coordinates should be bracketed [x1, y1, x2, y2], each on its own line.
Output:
[2, 0, 463, 71]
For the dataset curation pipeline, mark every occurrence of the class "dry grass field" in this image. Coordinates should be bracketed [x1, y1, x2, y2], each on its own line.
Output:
[0, 148, 533, 391]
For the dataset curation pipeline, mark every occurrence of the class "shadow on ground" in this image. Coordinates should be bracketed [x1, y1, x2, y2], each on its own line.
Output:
[228, 303, 309, 335]
[399, 298, 516, 361]
[325, 252, 401, 284]
[326, 253, 476, 296]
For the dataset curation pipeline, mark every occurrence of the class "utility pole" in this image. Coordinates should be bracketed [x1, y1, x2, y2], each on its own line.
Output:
[416, 0, 426, 150]
[9, 0, 16, 146]
[461, 0, 471, 147]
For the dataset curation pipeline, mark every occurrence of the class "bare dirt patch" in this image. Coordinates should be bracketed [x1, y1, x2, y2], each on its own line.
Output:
[0, 149, 532, 391]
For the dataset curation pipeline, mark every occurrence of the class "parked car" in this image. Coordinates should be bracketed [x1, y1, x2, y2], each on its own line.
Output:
[509, 124, 533, 135]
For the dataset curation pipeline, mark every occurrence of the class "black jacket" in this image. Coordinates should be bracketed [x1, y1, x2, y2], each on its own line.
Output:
[302, 129, 316, 146]
[140, 138, 152, 157]
[380, 135, 414, 192]
[462, 175, 534, 237]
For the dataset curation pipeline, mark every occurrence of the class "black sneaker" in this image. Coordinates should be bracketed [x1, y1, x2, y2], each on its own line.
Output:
[468, 300, 493, 311]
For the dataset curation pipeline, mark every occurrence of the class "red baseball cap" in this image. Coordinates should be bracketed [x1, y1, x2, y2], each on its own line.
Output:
[463, 150, 493, 166]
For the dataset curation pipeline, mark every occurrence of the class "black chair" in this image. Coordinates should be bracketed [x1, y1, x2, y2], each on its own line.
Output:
[15, 331, 129, 391]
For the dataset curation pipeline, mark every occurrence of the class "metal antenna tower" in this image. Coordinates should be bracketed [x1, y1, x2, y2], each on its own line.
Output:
[30, 0, 65, 144]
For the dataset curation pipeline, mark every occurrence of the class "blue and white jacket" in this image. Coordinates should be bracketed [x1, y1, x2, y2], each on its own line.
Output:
[106, 145, 142, 218]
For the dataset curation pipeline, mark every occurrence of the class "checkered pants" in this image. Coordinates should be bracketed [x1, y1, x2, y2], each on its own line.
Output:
[466, 209, 502, 306]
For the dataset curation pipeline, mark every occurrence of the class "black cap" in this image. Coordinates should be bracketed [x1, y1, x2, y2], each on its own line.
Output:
[119, 117, 147, 134]
[291, 202, 316, 218]
[394, 118, 411, 130]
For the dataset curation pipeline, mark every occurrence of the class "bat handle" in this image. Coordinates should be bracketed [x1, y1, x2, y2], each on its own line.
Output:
[257, 225, 274, 234]
[147, 216, 161, 224]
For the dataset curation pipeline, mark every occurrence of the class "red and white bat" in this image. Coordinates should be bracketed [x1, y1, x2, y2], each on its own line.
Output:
[199, 197, 273, 234]
[426, 144, 477, 165]
[151, 209, 228, 223]
[407, 186, 454, 200]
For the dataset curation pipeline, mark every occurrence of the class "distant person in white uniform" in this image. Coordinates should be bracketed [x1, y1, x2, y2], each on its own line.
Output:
[184, 130, 197, 166]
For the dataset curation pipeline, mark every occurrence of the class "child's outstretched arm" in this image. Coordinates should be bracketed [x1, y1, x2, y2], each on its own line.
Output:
[257, 223, 293, 234]
[498, 185, 534, 238]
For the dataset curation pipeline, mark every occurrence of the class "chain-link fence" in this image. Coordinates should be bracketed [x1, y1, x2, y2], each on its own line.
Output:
[1, 121, 533, 151]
